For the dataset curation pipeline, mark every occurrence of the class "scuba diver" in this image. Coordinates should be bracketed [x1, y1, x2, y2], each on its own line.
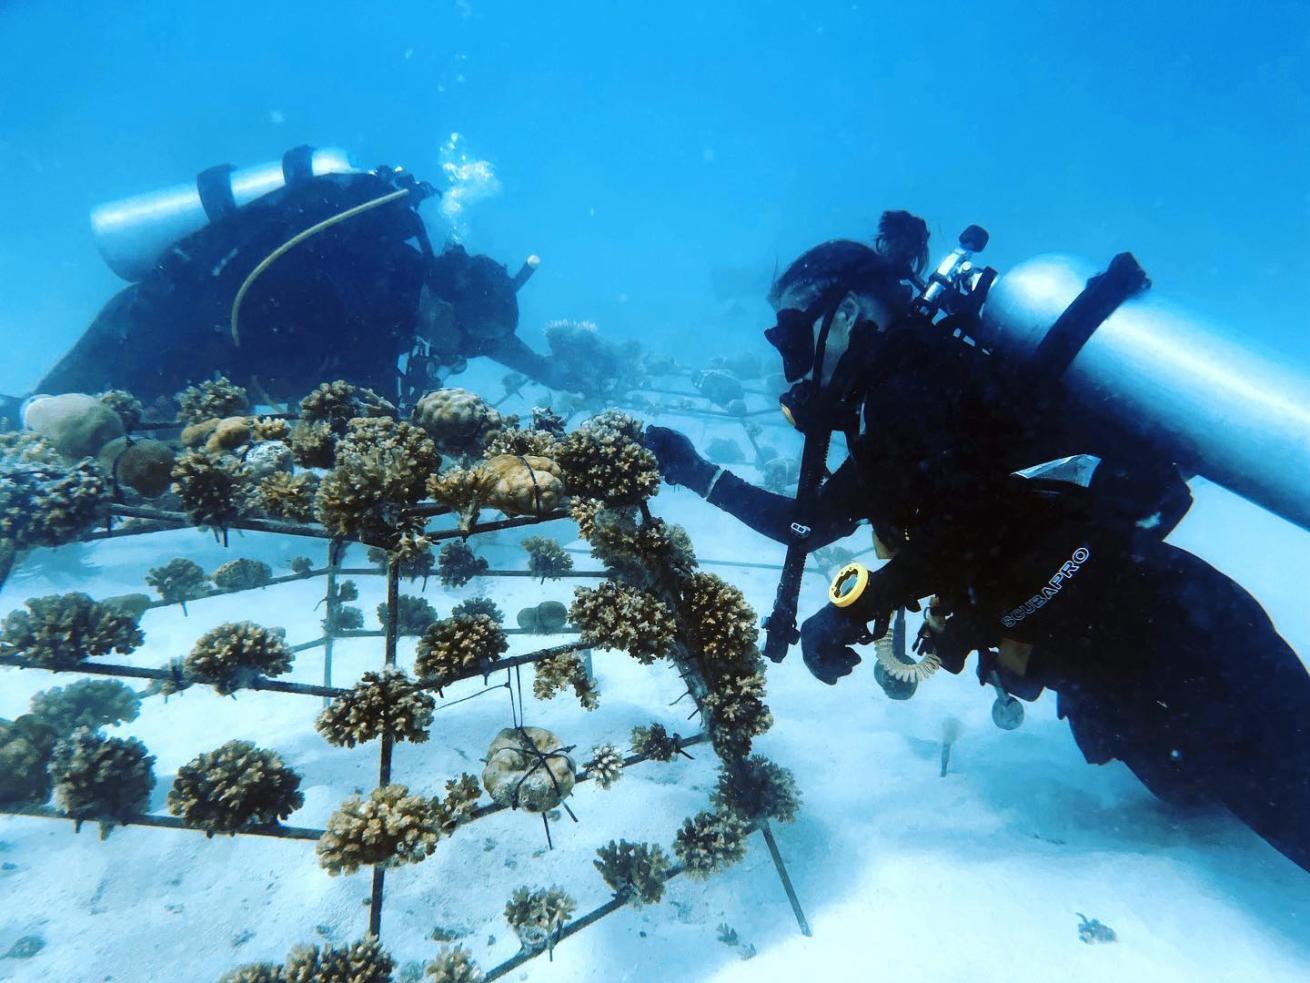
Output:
[3, 145, 568, 421]
[645, 211, 1310, 874]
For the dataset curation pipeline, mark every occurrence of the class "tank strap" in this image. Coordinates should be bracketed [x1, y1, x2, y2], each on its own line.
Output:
[1028, 252, 1150, 382]
[281, 145, 316, 185]
[196, 164, 237, 221]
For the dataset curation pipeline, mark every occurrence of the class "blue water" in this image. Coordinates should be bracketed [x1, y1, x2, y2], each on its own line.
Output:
[2, 0, 1308, 392]
[2, 3, 1310, 980]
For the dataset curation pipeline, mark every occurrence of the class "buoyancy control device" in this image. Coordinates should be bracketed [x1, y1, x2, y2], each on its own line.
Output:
[90, 146, 358, 281]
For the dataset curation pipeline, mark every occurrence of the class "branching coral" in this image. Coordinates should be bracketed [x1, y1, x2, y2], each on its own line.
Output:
[146, 557, 209, 610]
[184, 622, 293, 695]
[568, 582, 675, 664]
[543, 320, 645, 399]
[412, 388, 505, 457]
[673, 810, 750, 879]
[316, 784, 441, 875]
[254, 472, 319, 522]
[482, 727, 576, 813]
[218, 962, 285, 983]
[251, 416, 291, 443]
[176, 376, 249, 425]
[684, 572, 759, 668]
[429, 773, 481, 836]
[316, 669, 435, 747]
[521, 536, 573, 581]
[322, 605, 364, 633]
[583, 743, 624, 790]
[483, 426, 560, 459]
[451, 596, 503, 625]
[377, 594, 438, 633]
[532, 652, 598, 710]
[568, 497, 603, 540]
[172, 449, 250, 530]
[424, 945, 483, 983]
[167, 740, 304, 836]
[315, 418, 439, 549]
[425, 464, 497, 530]
[712, 755, 801, 824]
[289, 556, 314, 576]
[414, 614, 508, 686]
[97, 389, 144, 430]
[0, 434, 108, 548]
[701, 672, 773, 758]
[288, 420, 337, 469]
[368, 545, 436, 583]
[585, 508, 695, 587]
[593, 840, 671, 905]
[504, 886, 576, 952]
[630, 723, 684, 762]
[48, 727, 155, 835]
[282, 936, 394, 983]
[1, 592, 143, 669]
[0, 715, 57, 806]
[437, 540, 487, 588]
[299, 381, 396, 433]
[211, 558, 273, 591]
[29, 679, 140, 736]
[555, 412, 660, 505]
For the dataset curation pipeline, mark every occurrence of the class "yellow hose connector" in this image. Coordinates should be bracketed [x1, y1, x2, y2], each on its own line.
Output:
[829, 562, 870, 608]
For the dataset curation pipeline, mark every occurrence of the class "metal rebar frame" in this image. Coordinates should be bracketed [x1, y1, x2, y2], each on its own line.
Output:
[0, 485, 809, 977]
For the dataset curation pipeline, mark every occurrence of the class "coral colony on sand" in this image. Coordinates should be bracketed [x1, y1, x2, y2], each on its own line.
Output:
[0, 373, 809, 980]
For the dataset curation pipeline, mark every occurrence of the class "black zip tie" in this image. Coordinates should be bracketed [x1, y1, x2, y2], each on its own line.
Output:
[518, 454, 544, 516]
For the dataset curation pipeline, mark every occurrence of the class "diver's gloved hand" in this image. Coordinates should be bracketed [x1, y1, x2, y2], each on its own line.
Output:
[644, 426, 718, 495]
[800, 603, 866, 685]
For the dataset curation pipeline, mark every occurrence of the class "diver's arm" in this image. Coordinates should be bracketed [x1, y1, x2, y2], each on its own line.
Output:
[488, 335, 567, 389]
[704, 466, 862, 550]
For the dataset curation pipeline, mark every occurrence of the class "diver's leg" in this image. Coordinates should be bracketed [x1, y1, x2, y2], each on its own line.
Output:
[1124, 544, 1310, 871]
[34, 288, 143, 396]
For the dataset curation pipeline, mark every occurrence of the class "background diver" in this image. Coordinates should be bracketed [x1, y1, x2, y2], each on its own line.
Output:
[645, 211, 1310, 874]
[2, 145, 574, 423]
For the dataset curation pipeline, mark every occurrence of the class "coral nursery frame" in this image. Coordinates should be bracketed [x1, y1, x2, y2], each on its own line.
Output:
[0, 486, 810, 978]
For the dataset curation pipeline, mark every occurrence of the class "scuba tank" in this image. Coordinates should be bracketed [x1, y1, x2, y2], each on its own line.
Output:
[90, 145, 358, 281]
[978, 255, 1310, 532]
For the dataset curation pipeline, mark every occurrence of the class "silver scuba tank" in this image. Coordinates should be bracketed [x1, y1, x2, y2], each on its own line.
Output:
[979, 255, 1310, 532]
[90, 146, 358, 281]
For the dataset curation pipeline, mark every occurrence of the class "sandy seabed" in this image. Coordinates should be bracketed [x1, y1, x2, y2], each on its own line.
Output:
[2, 449, 1308, 983]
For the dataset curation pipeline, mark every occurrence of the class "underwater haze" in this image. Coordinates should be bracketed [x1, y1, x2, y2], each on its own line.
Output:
[3, 0, 1310, 385]
[2, 2, 1310, 982]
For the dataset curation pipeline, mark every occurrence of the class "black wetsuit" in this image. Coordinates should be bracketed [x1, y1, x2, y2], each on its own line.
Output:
[709, 319, 1310, 872]
[36, 172, 558, 405]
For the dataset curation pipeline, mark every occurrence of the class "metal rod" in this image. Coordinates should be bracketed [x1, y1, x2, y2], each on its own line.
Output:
[107, 504, 343, 543]
[142, 568, 333, 611]
[0, 654, 348, 698]
[369, 556, 402, 939]
[759, 820, 812, 937]
[1, 803, 323, 841]
[481, 865, 689, 981]
[322, 542, 339, 705]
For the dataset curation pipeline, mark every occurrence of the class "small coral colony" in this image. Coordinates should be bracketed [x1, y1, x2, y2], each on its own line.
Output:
[0, 376, 802, 981]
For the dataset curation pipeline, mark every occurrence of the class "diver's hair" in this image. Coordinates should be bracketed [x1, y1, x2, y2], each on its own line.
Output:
[768, 209, 930, 312]
[424, 244, 519, 342]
